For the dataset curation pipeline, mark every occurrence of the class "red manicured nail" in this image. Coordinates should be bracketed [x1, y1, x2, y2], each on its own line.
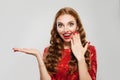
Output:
[88, 42, 90, 44]
[13, 48, 18, 52]
[14, 50, 17, 52]
[73, 31, 78, 35]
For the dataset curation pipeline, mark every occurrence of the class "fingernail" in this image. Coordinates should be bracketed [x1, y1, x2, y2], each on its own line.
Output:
[73, 31, 78, 35]
[14, 50, 18, 52]
[13, 50, 16, 52]
[88, 42, 90, 44]
[75, 31, 78, 34]
[73, 32, 75, 35]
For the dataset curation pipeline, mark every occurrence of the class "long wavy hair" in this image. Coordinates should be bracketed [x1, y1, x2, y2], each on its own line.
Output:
[44, 7, 90, 74]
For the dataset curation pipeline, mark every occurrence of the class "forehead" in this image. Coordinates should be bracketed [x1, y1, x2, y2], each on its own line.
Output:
[57, 14, 76, 23]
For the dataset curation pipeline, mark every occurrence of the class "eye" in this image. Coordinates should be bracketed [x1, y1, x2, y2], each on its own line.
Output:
[57, 23, 63, 28]
[69, 22, 74, 26]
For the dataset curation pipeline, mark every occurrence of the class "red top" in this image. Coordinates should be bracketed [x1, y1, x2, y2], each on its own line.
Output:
[43, 45, 97, 80]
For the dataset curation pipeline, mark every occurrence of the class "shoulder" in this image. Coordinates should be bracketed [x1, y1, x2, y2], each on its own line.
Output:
[87, 44, 97, 68]
[88, 44, 97, 58]
[43, 46, 50, 58]
[88, 44, 96, 53]
[44, 46, 49, 53]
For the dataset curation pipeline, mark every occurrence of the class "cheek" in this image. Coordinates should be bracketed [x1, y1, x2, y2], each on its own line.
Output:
[69, 26, 77, 32]
[57, 28, 63, 35]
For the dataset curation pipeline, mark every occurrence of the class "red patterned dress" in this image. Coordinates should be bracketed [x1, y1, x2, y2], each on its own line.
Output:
[43, 45, 97, 80]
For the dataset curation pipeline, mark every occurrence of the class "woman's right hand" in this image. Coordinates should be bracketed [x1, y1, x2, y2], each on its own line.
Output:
[13, 48, 40, 57]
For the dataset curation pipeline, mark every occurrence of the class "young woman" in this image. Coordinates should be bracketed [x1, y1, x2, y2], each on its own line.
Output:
[13, 7, 97, 80]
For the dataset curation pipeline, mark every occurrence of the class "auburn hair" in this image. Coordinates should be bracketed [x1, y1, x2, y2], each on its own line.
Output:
[44, 7, 90, 74]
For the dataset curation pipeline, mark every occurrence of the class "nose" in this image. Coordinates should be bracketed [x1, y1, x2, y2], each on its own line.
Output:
[64, 26, 69, 32]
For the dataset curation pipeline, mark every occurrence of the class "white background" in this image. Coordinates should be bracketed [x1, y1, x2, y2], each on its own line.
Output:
[0, 0, 120, 80]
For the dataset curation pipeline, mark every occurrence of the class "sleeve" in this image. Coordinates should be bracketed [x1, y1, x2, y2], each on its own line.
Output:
[88, 45, 97, 80]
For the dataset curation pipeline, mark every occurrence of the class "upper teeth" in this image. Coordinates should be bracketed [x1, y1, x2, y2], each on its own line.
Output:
[64, 33, 71, 36]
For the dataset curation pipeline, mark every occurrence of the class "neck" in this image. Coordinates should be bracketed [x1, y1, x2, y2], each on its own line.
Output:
[63, 42, 71, 49]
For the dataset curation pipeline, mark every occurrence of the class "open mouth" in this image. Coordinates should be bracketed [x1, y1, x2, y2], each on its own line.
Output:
[63, 33, 72, 39]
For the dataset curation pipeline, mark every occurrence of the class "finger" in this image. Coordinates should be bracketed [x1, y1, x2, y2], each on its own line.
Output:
[13, 48, 29, 53]
[78, 35, 83, 46]
[72, 34, 75, 44]
[76, 33, 80, 40]
[22, 48, 30, 51]
[84, 42, 88, 52]
[76, 33, 82, 46]
[13, 48, 22, 52]
[71, 37, 74, 46]
[74, 33, 78, 42]
[76, 33, 80, 41]
[74, 32, 79, 43]
[20, 48, 34, 54]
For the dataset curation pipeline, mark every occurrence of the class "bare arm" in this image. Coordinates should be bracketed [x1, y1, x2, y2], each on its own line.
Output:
[13, 48, 51, 80]
[36, 53, 51, 80]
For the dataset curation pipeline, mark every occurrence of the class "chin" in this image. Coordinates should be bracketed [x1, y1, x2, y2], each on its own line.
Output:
[63, 39, 71, 43]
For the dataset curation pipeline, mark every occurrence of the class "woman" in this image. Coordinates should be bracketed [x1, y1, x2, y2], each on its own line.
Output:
[13, 7, 97, 80]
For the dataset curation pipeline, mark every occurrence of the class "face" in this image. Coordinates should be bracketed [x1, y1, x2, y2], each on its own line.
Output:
[56, 14, 78, 43]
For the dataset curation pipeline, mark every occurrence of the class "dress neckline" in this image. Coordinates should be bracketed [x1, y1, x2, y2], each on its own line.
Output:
[63, 48, 71, 53]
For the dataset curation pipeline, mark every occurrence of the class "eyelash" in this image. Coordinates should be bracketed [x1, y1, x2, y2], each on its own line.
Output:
[57, 22, 74, 27]
[69, 23, 74, 26]
[57, 23, 63, 27]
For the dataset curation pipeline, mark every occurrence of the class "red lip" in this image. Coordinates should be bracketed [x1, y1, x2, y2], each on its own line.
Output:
[62, 31, 78, 40]
[63, 36, 71, 39]
[63, 32, 72, 39]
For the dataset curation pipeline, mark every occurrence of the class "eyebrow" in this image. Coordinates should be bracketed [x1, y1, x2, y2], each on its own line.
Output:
[57, 22, 63, 25]
[57, 20, 75, 23]
[68, 21, 75, 23]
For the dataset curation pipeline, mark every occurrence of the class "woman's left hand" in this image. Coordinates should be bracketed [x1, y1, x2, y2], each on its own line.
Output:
[71, 32, 88, 61]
